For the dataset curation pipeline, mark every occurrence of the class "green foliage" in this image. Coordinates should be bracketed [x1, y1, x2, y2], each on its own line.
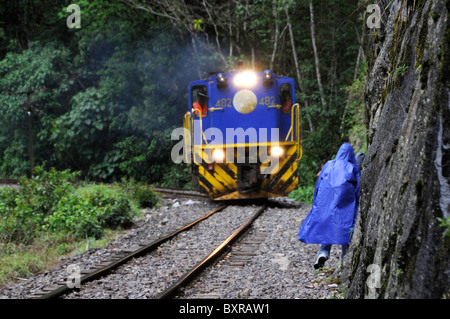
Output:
[44, 184, 138, 239]
[0, 141, 29, 178]
[341, 62, 368, 154]
[44, 194, 104, 239]
[0, 167, 79, 243]
[118, 177, 160, 209]
[289, 185, 315, 205]
[437, 216, 450, 238]
[0, 245, 45, 281]
[193, 19, 204, 32]
[0, 227, 119, 285]
[0, 40, 73, 177]
[0, 167, 148, 244]
[116, 136, 148, 180]
[0, 0, 215, 182]
[396, 64, 409, 77]
[159, 164, 192, 189]
[296, 155, 322, 190]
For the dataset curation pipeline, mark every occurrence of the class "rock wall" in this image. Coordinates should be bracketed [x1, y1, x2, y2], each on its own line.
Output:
[343, 0, 449, 298]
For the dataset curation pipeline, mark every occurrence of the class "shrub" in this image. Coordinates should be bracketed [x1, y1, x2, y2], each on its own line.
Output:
[44, 195, 104, 239]
[119, 177, 159, 208]
[0, 167, 79, 243]
[0, 167, 144, 243]
[159, 165, 192, 189]
[76, 184, 138, 229]
[288, 185, 315, 205]
[44, 184, 139, 239]
[16, 166, 80, 219]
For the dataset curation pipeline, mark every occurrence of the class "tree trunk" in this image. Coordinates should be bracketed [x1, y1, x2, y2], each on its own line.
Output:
[309, 0, 326, 109]
[203, 0, 227, 65]
[270, 0, 279, 70]
[286, 8, 314, 132]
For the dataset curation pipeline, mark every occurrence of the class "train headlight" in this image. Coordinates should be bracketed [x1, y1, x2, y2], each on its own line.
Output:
[233, 71, 257, 87]
[263, 70, 273, 87]
[271, 146, 284, 157]
[263, 70, 273, 81]
[216, 73, 227, 87]
[212, 149, 225, 162]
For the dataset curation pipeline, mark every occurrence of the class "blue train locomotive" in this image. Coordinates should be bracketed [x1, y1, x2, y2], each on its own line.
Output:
[183, 68, 302, 200]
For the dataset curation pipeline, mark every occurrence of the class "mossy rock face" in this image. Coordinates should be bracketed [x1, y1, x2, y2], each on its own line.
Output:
[341, 0, 450, 299]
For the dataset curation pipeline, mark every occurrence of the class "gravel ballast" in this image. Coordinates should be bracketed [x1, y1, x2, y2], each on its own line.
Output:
[0, 197, 344, 299]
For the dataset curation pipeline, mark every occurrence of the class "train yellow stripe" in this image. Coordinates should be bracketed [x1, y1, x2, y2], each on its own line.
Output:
[193, 142, 300, 199]
[214, 164, 236, 188]
[198, 166, 227, 193]
[274, 160, 298, 193]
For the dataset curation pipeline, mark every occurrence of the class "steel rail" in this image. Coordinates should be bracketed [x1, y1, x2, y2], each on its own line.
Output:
[0, 178, 19, 184]
[156, 205, 267, 299]
[37, 205, 227, 299]
[152, 187, 208, 199]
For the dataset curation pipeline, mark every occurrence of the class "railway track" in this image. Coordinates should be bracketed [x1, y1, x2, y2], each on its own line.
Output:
[151, 187, 208, 199]
[156, 205, 266, 299]
[0, 180, 207, 200]
[0, 178, 18, 184]
[33, 204, 267, 299]
[0, 178, 19, 188]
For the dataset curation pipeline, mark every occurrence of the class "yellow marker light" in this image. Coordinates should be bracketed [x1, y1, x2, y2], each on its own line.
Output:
[212, 149, 225, 161]
[233, 71, 257, 87]
[271, 146, 283, 157]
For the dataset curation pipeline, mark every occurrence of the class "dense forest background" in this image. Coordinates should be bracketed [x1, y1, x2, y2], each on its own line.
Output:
[0, 0, 366, 190]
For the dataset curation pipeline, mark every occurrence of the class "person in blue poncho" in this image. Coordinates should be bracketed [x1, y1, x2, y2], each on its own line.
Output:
[298, 143, 362, 269]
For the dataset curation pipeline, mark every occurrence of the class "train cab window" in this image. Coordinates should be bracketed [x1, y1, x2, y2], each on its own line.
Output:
[280, 83, 293, 114]
[191, 85, 208, 118]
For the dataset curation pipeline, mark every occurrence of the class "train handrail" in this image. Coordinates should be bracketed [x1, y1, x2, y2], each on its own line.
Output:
[190, 109, 206, 143]
[297, 103, 302, 161]
[284, 103, 302, 160]
[285, 103, 298, 142]
[190, 109, 210, 165]
[189, 110, 201, 164]
[183, 112, 191, 164]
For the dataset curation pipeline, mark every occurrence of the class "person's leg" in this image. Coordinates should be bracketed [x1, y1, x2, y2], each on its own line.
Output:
[314, 244, 331, 269]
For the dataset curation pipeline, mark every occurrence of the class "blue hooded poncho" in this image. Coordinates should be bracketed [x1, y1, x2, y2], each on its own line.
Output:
[298, 143, 361, 245]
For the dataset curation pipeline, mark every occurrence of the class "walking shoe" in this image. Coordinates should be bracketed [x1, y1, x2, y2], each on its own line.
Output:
[313, 254, 328, 269]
